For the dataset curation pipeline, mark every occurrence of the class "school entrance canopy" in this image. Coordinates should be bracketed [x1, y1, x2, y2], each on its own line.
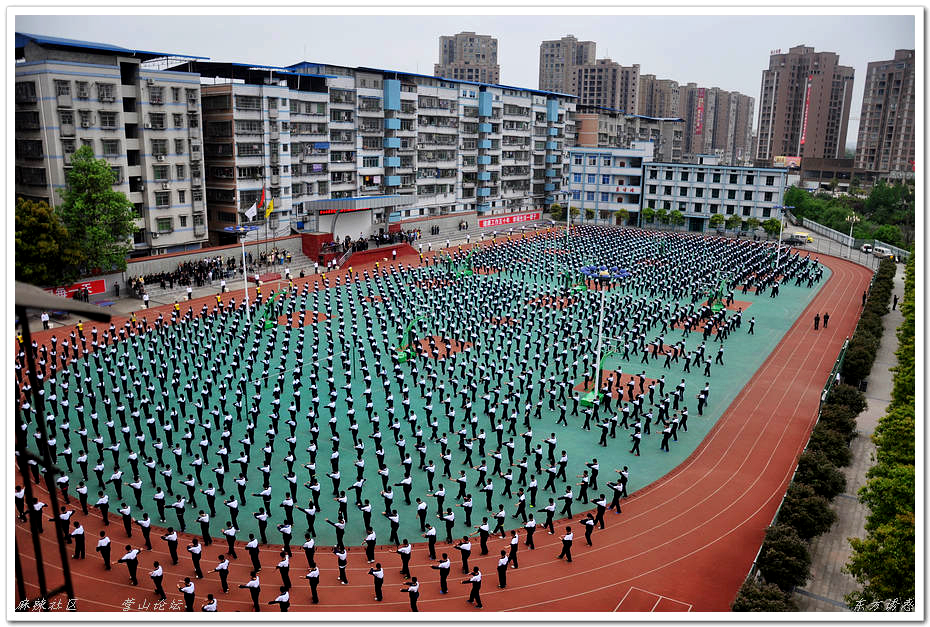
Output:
[309, 195, 416, 240]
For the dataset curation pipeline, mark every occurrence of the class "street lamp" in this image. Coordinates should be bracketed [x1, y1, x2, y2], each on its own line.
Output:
[223, 224, 260, 321]
[773, 205, 795, 268]
[845, 214, 860, 259]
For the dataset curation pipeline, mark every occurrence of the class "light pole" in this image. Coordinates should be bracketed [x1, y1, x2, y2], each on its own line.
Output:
[773, 205, 794, 268]
[845, 214, 860, 259]
[223, 225, 260, 322]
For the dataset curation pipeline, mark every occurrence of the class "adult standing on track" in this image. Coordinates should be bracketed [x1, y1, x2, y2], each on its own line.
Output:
[556, 526, 573, 562]
[401, 576, 420, 612]
[239, 571, 261, 612]
[369, 562, 385, 601]
[463, 566, 483, 609]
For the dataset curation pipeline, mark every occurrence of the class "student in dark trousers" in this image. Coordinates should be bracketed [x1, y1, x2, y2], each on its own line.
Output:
[557, 526, 573, 562]
[369, 563, 385, 601]
[178, 577, 195, 612]
[305, 566, 320, 604]
[431, 553, 451, 594]
[269, 587, 290, 612]
[582, 513, 596, 546]
[496, 550, 509, 588]
[117, 545, 142, 585]
[813, 313, 820, 330]
[214, 555, 230, 593]
[463, 566, 483, 609]
[161, 527, 179, 565]
[401, 577, 420, 612]
[239, 572, 261, 611]
[507, 529, 519, 568]
[94, 530, 110, 568]
[70, 521, 86, 559]
[149, 561, 166, 600]
[823, 312, 830, 328]
[454, 536, 472, 573]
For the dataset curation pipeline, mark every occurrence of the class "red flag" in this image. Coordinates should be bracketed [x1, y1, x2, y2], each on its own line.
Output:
[258, 188, 266, 209]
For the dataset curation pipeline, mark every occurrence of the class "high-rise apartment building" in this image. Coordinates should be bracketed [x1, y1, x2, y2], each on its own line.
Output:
[574, 106, 683, 162]
[755, 45, 855, 165]
[14, 32, 210, 256]
[638, 76, 681, 119]
[538, 34, 596, 94]
[434, 32, 500, 84]
[575, 59, 639, 113]
[678, 84, 754, 165]
[854, 49, 915, 174]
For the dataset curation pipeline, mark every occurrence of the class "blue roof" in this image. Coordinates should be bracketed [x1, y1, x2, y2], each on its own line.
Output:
[288, 61, 576, 99]
[15, 31, 208, 60]
[647, 162, 790, 174]
[228, 61, 336, 79]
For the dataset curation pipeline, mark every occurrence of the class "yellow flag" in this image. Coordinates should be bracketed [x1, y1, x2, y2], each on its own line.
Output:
[264, 197, 274, 220]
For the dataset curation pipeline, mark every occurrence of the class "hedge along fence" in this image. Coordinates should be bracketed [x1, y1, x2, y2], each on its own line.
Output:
[734, 262, 898, 610]
[841, 259, 897, 387]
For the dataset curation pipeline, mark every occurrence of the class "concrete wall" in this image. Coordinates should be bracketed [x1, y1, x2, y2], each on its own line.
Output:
[124, 235, 305, 278]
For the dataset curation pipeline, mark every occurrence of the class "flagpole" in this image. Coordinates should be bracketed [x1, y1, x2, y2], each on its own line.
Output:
[237, 211, 251, 322]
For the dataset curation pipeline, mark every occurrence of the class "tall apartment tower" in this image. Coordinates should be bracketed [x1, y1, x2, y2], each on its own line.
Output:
[434, 32, 500, 84]
[14, 32, 209, 256]
[638, 74, 680, 118]
[755, 45, 855, 165]
[575, 59, 639, 113]
[538, 34, 596, 94]
[854, 49, 915, 174]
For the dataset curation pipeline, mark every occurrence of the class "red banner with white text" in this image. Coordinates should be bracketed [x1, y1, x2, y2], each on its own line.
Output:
[478, 212, 541, 228]
[45, 279, 107, 300]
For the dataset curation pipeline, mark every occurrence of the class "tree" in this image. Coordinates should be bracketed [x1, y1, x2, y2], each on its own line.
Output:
[569, 206, 580, 218]
[731, 579, 799, 612]
[777, 482, 837, 540]
[757, 524, 812, 592]
[617, 208, 630, 226]
[872, 224, 903, 247]
[816, 404, 858, 444]
[745, 217, 761, 233]
[829, 177, 839, 192]
[709, 213, 726, 230]
[794, 450, 847, 500]
[656, 208, 669, 225]
[549, 203, 565, 221]
[58, 145, 137, 274]
[725, 214, 742, 231]
[807, 424, 852, 467]
[826, 384, 868, 415]
[762, 218, 782, 239]
[584, 208, 595, 220]
[641, 207, 656, 224]
[15, 198, 84, 287]
[845, 512, 915, 607]
[669, 210, 685, 229]
[858, 463, 915, 532]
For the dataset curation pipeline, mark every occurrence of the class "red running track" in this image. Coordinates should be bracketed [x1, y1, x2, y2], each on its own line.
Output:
[14, 251, 873, 613]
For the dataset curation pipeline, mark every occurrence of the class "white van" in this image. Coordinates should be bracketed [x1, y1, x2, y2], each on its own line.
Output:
[872, 246, 893, 259]
[860, 244, 873, 253]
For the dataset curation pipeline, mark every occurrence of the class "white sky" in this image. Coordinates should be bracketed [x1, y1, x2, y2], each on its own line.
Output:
[14, 10, 917, 149]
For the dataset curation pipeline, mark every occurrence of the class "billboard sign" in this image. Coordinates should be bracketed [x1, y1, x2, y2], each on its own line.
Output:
[45, 279, 107, 300]
[773, 155, 802, 169]
[695, 88, 705, 136]
[478, 212, 541, 228]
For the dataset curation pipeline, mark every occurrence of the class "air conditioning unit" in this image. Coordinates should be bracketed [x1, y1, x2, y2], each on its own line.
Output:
[147, 78, 156, 85]
[138, 185, 145, 191]
[161, 182, 170, 190]
[81, 121, 90, 128]
[144, 122, 153, 129]
[156, 155, 165, 162]
[151, 232, 159, 238]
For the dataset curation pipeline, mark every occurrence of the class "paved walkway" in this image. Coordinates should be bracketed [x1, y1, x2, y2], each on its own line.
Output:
[792, 262, 904, 611]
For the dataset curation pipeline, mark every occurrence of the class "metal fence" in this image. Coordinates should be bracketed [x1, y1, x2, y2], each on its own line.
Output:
[786, 212, 910, 262]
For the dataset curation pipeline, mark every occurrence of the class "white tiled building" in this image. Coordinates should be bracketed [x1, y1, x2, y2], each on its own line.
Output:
[568, 143, 653, 226]
[14, 32, 209, 256]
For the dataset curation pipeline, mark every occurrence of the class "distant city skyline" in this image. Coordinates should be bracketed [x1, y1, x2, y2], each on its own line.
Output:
[15, 12, 917, 148]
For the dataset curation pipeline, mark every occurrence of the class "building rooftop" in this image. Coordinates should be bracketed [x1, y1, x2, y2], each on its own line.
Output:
[15, 31, 208, 62]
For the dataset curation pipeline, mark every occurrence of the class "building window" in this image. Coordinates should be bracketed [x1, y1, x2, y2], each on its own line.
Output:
[175, 138, 185, 155]
[156, 217, 173, 232]
[362, 156, 380, 168]
[665, 171, 673, 180]
[764, 191, 773, 201]
[664, 186, 672, 195]
[729, 174, 738, 184]
[588, 156, 596, 165]
[148, 86, 164, 104]
[663, 200, 671, 210]
[179, 215, 187, 227]
[766, 176, 775, 186]
[695, 188, 703, 198]
[178, 190, 186, 204]
[176, 164, 185, 179]
[648, 185, 656, 194]
[149, 112, 166, 129]
[601, 174, 610, 185]
[97, 83, 115, 102]
[680, 171, 689, 181]
[99, 111, 118, 129]
[572, 191, 581, 200]
[742, 206, 751, 217]
[574, 155, 582, 165]
[711, 188, 720, 199]
[727, 189, 736, 200]
[172, 87, 181, 102]
[173, 113, 184, 127]
[153, 165, 169, 180]
[725, 205, 735, 215]
[586, 191, 595, 201]
[696, 172, 705, 182]
[154, 191, 171, 207]
[712, 173, 721, 183]
[75, 82, 89, 99]
[55, 80, 71, 96]
[586, 174, 595, 184]
[744, 191, 753, 201]
[602, 156, 611, 166]
[101, 139, 120, 156]
[679, 187, 687, 196]
[601, 192, 609, 202]
[709, 204, 719, 214]
[649, 169, 657, 179]
[762, 207, 771, 218]
[573, 173, 582, 183]
[745, 175, 754, 185]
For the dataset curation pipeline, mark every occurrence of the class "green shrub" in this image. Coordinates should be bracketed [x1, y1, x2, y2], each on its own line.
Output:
[842, 343, 876, 385]
[807, 424, 852, 467]
[732, 579, 799, 611]
[826, 384, 867, 413]
[778, 482, 838, 540]
[817, 404, 858, 443]
[794, 450, 847, 500]
[758, 524, 812, 592]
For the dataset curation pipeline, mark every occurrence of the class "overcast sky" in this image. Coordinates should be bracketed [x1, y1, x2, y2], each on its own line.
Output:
[16, 12, 916, 148]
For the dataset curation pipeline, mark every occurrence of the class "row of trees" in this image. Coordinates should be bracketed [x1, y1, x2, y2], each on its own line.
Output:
[783, 182, 914, 248]
[15, 145, 137, 287]
[732, 258, 901, 612]
[549, 203, 783, 237]
[841, 259, 898, 386]
[845, 253, 915, 607]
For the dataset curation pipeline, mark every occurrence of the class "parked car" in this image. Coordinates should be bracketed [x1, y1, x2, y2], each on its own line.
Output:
[792, 231, 814, 243]
[860, 244, 873, 253]
[782, 235, 807, 246]
[872, 246, 894, 259]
